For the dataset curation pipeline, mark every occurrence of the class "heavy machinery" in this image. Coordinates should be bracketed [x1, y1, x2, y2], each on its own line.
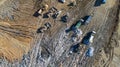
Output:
[81, 31, 96, 45]
[59, 0, 66, 3]
[94, 0, 106, 6]
[74, 19, 84, 29]
[65, 19, 84, 33]
[65, 15, 92, 33]
[101, 0, 106, 4]
[82, 15, 92, 25]
[37, 22, 51, 33]
[52, 11, 62, 19]
[61, 15, 68, 22]
[33, 4, 49, 17]
[86, 47, 94, 57]
[69, 43, 80, 54]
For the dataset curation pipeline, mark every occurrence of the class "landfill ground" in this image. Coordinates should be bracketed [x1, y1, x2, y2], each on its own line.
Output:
[0, 0, 119, 67]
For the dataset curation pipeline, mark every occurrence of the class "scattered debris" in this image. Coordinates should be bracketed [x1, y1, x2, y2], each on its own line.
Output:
[71, 29, 83, 42]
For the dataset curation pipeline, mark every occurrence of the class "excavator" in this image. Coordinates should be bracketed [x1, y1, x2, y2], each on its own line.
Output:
[37, 22, 51, 33]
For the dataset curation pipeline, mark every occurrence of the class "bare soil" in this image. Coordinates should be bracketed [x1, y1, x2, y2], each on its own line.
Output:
[0, 0, 119, 67]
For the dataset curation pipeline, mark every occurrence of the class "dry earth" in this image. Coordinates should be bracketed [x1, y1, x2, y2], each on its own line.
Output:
[0, 0, 119, 67]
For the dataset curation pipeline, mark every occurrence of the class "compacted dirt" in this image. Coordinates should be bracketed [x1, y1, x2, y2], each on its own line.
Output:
[0, 0, 119, 67]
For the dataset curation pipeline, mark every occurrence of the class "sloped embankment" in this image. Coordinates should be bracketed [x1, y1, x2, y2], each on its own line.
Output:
[0, 21, 32, 62]
[0, 0, 35, 62]
[110, 5, 120, 67]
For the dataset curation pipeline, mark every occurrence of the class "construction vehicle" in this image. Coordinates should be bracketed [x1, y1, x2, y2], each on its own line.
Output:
[68, 0, 76, 6]
[33, 4, 49, 17]
[37, 22, 51, 33]
[82, 15, 92, 25]
[74, 19, 84, 29]
[81, 31, 96, 45]
[61, 15, 68, 22]
[66, 15, 92, 33]
[101, 0, 106, 4]
[69, 43, 80, 54]
[38, 4, 49, 15]
[94, 0, 106, 6]
[86, 47, 94, 57]
[59, 0, 66, 3]
[52, 11, 62, 19]
[65, 19, 84, 33]
[43, 7, 59, 18]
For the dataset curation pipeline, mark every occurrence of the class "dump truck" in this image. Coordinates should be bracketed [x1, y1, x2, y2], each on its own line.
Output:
[86, 47, 94, 57]
[71, 29, 83, 42]
[61, 15, 68, 22]
[94, 0, 106, 6]
[68, 0, 76, 6]
[59, 0, 66, 3]
[69, 43, 80, 54]
[81, 31, 96, 45]
[101, 0, 106, 4]
[83, 15, 92, 25]
[52, 11, 62, 19]
[65, 19, 84, 33]
[65, 15, 91, 33]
